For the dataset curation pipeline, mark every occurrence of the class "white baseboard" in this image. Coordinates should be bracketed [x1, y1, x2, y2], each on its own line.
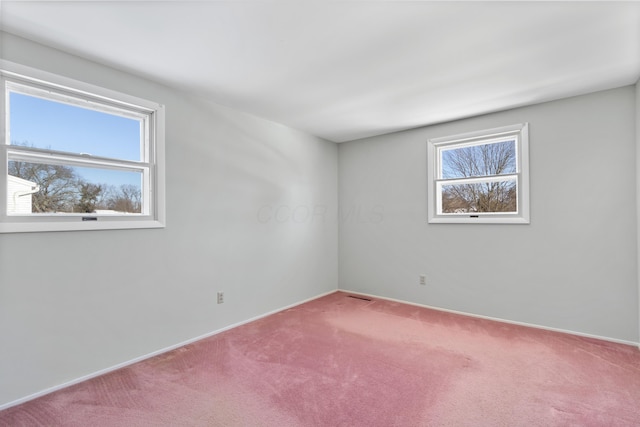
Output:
[340, 289, 640, 348]
[0, 289, 338, 412]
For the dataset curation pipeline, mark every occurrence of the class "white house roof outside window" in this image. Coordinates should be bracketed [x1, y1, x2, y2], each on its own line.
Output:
[7, 175, 39, 214]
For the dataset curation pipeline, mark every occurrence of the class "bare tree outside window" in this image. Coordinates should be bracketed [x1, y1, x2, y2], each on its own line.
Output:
[104, 184, 142, 213]
[8, 150, 142, 214]
[440, 140, 517, 213]
[9, 160, 78, 213]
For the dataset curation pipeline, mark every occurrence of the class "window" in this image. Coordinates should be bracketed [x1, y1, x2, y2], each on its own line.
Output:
[427, 123, 529, 224]
[0, 61, 165, 233]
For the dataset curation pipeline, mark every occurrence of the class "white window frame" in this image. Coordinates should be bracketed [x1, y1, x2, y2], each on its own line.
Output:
[0, 61, 165, 233]
[427, 123, 529, 224]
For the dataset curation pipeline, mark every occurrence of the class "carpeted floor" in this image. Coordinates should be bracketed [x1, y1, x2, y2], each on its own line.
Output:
[1, 291, 639, 426]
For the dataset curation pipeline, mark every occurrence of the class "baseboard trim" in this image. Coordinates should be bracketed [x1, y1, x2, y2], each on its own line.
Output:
[0, 289, 338, 412]
[341, 289, 640, 348]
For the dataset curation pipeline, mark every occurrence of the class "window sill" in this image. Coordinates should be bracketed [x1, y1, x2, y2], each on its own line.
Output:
[428, 215, 530, 224]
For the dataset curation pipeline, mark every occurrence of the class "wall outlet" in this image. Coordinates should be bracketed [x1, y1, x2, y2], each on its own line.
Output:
[419, 275, 426, 285]
[217, 291, 224, 304]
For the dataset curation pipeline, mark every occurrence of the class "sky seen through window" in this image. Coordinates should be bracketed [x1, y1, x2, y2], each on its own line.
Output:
[9, 92, 142, 189]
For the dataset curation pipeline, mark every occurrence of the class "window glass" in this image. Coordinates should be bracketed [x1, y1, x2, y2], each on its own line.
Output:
[9, 91, 142, 161]
[440, 139, 516, 179]
[7, 160, 143, 214]
[440, 179, 517, 214]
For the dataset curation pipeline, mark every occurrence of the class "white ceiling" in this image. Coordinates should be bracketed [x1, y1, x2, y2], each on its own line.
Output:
[1, 1, 639, 143]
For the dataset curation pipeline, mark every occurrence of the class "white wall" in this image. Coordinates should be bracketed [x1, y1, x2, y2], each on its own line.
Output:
[0, 33, 338, 407]
[339, 86, 639, 343]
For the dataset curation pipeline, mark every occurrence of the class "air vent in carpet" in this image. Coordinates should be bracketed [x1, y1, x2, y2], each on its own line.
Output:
[347, 295, 372, 301]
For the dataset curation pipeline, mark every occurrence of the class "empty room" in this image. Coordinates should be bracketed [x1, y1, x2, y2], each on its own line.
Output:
[1, 1, 639, 426]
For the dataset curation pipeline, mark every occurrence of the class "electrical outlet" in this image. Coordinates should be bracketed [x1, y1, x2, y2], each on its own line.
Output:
[217, 291, 224, 304]
[419, 275, 426, 285]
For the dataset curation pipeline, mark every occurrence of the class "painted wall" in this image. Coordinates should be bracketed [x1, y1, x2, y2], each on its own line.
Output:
[0, 33, 338, 407]
[339, 86, 639, 343]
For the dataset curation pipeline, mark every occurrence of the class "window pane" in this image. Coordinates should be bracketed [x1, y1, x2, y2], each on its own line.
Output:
[9, 92, 142, 161]
[441, 140, 516, 179]
[7, 160, 143, 214]
[441, 180, 516, 214]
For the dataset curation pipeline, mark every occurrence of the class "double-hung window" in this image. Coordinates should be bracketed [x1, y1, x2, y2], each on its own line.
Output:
[0, 61, 165, 233]
[427, 123, 529, 224]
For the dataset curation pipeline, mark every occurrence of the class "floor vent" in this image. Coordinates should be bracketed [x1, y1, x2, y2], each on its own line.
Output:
[347, 295, 372, 301]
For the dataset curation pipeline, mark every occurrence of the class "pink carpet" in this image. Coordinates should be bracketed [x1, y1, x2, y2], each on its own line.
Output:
[1, 291, 639, 426]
